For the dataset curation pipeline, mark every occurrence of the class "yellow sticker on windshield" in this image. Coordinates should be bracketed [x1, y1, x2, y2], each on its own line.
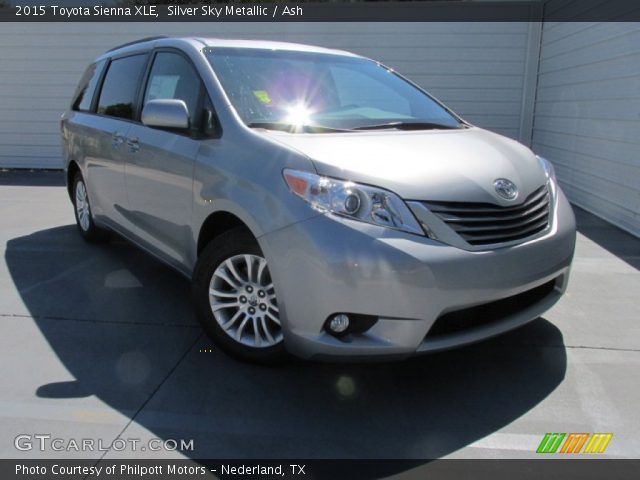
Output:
[253, 90, 271, 104]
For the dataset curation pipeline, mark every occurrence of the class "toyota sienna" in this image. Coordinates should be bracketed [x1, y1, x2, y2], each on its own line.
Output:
[61, 37, 576, 362]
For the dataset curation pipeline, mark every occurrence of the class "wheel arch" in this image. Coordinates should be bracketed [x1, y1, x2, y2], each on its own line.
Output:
[66, 160, 81, 200]
[196, 210, 256, 257]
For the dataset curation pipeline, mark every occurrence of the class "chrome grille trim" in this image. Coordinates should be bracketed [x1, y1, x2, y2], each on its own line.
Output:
[422, 185, 551, 246]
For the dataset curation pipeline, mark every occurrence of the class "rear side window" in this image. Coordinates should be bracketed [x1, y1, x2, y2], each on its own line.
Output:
[72, 59, 107, 112]
[97, 54, 148, 120]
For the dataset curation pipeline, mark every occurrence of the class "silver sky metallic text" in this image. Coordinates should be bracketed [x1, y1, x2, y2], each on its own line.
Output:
[168, 5, 270, 17]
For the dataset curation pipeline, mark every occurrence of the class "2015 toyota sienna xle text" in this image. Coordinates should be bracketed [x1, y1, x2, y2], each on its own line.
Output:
[61, 37, 576, 362]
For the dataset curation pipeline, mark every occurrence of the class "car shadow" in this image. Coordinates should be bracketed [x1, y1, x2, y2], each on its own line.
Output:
[5, 225, 567, 469]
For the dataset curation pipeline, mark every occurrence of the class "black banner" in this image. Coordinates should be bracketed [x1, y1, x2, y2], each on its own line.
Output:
[3, 459, 640, 480]
[1, 1, 640, 22]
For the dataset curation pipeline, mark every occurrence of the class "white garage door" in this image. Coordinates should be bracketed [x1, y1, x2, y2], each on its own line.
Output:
[532, 22, 640, 237]
[0, 22, 534, 169]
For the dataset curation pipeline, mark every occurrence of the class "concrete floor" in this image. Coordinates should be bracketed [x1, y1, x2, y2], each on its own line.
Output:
[0, 171, 638, 463]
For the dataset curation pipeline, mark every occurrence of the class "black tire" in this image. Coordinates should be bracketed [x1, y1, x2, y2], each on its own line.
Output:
[193, 228, 286, 363]
[72, 172, 110, 243]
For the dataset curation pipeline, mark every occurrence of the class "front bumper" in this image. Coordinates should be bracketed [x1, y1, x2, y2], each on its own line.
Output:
[259, 188, 576, 360]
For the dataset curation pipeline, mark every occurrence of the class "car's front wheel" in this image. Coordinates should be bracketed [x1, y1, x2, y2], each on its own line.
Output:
[72, 172, 109, 242]
[193, 229, 285, 363]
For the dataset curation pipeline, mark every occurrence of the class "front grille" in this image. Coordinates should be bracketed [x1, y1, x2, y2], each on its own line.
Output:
[426, 280, 556, 338]
[423, 185, 551, 246]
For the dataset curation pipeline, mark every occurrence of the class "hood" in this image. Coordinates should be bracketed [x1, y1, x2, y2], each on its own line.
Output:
[260, 127, 547, 205]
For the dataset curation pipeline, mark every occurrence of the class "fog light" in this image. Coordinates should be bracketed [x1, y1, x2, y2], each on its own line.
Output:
[328, 314, 350, 334]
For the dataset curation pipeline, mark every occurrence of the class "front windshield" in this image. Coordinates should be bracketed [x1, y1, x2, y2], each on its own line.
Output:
[204, 47, 462, 131]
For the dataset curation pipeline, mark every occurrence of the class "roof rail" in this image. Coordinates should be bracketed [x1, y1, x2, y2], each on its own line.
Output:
[106, 36, 168, 53]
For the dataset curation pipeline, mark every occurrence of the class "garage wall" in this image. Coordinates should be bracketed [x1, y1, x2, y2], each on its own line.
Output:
[0, 22, 534, 169]
[531, 21, 640, 237]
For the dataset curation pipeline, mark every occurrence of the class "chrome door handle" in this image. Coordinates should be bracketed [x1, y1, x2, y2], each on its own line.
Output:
[111, 132, 125, 149]
[126, 137, 140, 153]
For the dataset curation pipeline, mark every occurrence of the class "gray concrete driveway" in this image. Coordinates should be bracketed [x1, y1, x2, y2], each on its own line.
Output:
[0, 171, 638, 462]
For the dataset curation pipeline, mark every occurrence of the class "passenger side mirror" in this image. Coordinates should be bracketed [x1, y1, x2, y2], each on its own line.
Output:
[141, 99, 190, 130]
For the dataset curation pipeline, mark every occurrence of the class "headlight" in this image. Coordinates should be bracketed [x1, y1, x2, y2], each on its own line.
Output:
[283, 169, 424, 235]
[536, 155, 557, 183]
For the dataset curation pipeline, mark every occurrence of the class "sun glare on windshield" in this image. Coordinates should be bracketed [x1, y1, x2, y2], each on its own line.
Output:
[284, 103, 314, 126]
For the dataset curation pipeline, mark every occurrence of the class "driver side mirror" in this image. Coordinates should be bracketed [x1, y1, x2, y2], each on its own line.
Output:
[141, 99, 190, 130]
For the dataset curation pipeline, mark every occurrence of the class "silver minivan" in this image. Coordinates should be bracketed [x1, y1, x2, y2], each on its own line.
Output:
[62, 37, 576, 362]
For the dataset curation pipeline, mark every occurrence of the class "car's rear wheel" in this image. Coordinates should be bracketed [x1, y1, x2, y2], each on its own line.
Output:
[72, 172, 109, 242]
[193, 229, 285, 363]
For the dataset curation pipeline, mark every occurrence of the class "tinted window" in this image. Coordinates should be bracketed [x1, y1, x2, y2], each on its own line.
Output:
[143, 52, 203, 128]
[72, 59, 107, 112]
[97, 54, 148, 120]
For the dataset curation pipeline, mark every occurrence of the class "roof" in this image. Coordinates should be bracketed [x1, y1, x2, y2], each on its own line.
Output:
[198, 38, 358, 57]
[98, 36, 359, 60]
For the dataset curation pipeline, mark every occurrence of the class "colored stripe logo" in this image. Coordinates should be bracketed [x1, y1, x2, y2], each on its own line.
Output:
[537, 433, 612, 454]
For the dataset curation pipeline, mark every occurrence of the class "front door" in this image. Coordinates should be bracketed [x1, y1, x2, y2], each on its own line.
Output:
[124, 50, 206, 267]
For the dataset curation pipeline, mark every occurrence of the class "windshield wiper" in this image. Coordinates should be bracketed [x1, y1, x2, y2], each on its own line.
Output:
[351, 121, 463, 131]
[248, 121, 464, 133]
[247, 122, 351, 133]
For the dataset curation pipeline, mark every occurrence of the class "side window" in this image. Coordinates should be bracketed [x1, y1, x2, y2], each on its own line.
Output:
[72, 59, 107, 112]
[143, 52, 203, 129]
[97, 54, 148, 120]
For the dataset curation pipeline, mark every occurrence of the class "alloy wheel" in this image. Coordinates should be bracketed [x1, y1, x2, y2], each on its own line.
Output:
[208, 254, 282, 348]
[75, 180, 91, 232]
